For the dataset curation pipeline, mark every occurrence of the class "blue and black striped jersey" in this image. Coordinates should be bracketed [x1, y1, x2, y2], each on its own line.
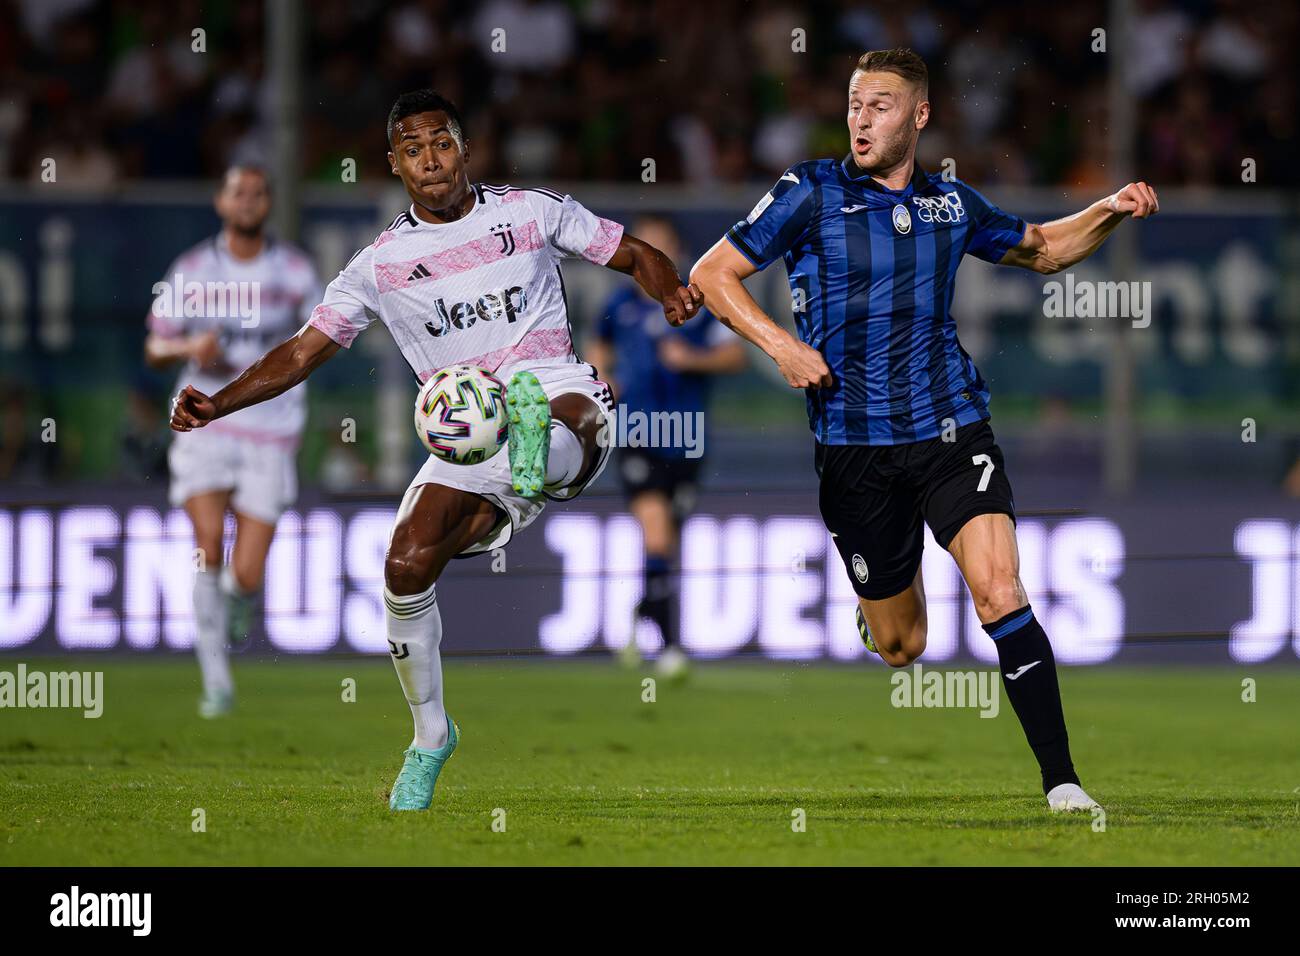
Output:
[727, 155, 1026, 446]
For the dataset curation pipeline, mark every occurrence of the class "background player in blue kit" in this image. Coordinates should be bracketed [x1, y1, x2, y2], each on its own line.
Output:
[589, 215, 747, 678]
[691, 49, 1160, 812]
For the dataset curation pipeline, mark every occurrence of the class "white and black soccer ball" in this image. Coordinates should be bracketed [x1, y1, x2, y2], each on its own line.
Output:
[414, 365, 508, 465]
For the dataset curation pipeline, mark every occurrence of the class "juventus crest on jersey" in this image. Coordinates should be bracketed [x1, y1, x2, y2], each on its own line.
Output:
[308, 184, 624, 383]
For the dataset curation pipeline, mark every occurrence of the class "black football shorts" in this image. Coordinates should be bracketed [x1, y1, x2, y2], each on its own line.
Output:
[618, 447, 703, 523]
[815, 419, 1016, 601]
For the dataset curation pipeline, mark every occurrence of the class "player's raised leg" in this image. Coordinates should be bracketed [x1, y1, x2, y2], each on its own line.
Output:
[506, 370, 551, 496]
[506, 372, 601, 498]
[818, 443, 929, 667]
[508, 376, 606, 499]
[185, 490, 235, 718]
[948, 513, 1099, 812]
[383, 482, 501, 810]
[856, 568, 928, 667]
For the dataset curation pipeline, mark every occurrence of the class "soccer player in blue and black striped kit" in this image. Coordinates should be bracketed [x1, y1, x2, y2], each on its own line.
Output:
[691, 49, 1159, 811]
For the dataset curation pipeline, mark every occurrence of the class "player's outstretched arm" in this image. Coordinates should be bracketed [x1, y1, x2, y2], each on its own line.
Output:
[1000, 181, 1160, 275]
[604, 234, 703, 327]
[169, 325, 340, 432]
[690, 237, 831, 389]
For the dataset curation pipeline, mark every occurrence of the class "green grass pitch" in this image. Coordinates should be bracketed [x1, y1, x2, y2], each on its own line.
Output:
[2, 657, 1298, 866]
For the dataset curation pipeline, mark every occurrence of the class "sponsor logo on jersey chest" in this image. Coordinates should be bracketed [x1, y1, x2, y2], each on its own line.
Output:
[911, 192, 967, 224]
[424, 286, 528, 337]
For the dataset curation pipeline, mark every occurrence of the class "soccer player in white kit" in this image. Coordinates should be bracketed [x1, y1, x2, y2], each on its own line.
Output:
[170, 91, 702, 809]
[146, 165, 322, 719]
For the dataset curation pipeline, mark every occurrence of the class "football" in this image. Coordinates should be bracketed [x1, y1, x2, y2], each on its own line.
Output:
[413, 365, 508, 464]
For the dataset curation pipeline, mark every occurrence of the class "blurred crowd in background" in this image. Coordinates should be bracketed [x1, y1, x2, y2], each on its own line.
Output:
[2, 0, 1295, 188]
[1, 0, 1296, 490]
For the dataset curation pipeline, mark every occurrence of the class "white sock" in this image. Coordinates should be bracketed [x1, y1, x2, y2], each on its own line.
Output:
[384, 582, 447, 750]
[544, 420, 584, 488]
[193, 567, 233, 697]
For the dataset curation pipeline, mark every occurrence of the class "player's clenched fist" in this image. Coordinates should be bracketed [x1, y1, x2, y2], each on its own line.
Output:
[1106, 181, 1160, 219]
[662, 282, 704, 327]
[776, 338, 833, 389]
[170, 384, 218, 431]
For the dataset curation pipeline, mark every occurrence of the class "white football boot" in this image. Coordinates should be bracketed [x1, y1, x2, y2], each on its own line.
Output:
[656, 646, 689, 681]
[1047, 782, 1101, 812]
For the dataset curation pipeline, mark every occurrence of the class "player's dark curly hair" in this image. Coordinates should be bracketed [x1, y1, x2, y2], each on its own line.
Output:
[386, 90, 466, 148]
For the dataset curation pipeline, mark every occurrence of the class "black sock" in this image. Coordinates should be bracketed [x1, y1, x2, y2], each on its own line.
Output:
[638, 555, 677, 648]
[983, 605, 1080, 794]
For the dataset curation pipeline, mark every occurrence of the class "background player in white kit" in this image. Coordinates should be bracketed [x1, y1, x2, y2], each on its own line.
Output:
[146, 165, 321, 718]
[170, 91, 701, 809]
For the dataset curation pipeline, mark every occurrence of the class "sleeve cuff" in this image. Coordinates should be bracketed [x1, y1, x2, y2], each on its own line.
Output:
[725, 227, 767, 269]
[307, 305, 359, 348]
[981, 218, 1028, 264]
[581, 218, 625, 265]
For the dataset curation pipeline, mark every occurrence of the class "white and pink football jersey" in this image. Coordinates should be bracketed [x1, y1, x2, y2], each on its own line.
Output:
[307, 184, 624, 384]
[148, 235, 322, 443]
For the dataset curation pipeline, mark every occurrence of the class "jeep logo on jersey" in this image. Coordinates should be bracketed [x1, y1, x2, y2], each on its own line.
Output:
[912, 192, 967, 224]
[424, 286, 528, 337]
[491, 222, 516, 256]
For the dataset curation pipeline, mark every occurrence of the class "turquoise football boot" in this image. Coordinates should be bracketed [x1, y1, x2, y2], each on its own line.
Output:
[506, 370, 550, 498]
[388, 714, 460, 811]
[219, 568, 257, 649]
[225, 589, 256, 648]
[856, 606, 878, 655]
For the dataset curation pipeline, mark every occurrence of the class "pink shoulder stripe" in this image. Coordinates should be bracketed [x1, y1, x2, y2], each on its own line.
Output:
[582, 218, 624, 265]
[308, 304, 361, 347]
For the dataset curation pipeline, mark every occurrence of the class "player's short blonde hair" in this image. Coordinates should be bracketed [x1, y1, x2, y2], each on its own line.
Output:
[853, 48, 929, 98]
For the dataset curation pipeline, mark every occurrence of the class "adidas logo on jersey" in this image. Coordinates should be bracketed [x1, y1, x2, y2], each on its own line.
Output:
[424, 285, 528, 337]
[407, 263, 432, 282]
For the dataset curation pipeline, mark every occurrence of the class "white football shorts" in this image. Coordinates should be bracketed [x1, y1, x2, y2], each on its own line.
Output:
[405, 362, 615, 555]
[168, 425, 299, 525]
